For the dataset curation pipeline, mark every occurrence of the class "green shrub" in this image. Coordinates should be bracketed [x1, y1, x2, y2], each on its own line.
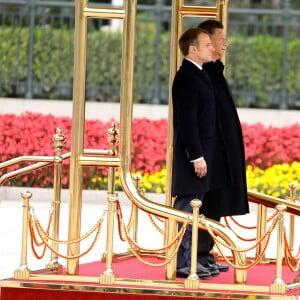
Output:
[0, 26, 299, 108]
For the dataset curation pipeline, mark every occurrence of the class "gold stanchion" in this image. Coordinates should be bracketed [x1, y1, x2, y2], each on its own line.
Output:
[46, 128, 65, 271]
[287, 183, 300, 284]
[255, 204, 268, 262]
[131, 175, 141, 243]
[270, 204, 287, 293]
[14, 191, 32, 280]
[99, 123, 119, 283]
[99, 193, 117, 284]
[184, 199, 201, 289]
[287, 183, 297, 253]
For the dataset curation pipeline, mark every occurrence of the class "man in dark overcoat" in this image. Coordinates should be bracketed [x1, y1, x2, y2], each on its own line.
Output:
[198, 19, 249, 262]
[172, 26, 249, 279]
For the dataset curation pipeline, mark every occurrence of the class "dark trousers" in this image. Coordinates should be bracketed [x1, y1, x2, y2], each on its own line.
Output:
[174, 194, 220, 269]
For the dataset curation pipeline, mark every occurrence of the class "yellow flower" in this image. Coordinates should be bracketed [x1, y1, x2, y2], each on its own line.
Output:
[90, 163, 299, 198]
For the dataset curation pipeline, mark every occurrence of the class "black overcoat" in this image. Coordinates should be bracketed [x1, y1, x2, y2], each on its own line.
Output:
[172, 59, 230, 199]
[201, 60, 249, 217]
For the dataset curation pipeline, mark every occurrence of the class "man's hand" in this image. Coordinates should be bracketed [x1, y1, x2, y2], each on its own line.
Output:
[193, 159, 207, 178]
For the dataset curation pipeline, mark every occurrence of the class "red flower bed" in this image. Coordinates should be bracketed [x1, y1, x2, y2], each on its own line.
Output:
[0, 112, 299, 188]
[243, 123, 300, 168]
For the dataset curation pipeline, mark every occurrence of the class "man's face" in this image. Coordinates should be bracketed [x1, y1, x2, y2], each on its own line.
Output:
[193, 32, 214, 64]
[209, 28, 228, 60]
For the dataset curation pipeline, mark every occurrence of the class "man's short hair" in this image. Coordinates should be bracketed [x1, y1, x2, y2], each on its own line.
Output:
[179, 28, 208, 56]
[198, 19, 223, 36]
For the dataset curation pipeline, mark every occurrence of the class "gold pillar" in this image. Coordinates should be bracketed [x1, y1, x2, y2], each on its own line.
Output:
[255, 204, 267, 261]
[46, 128, 65, 270]
[14, 191, 31, 280]
[287, 183, 297, 253]
[165, 0, 183, 281]
[99, 193, 117, 284]
[270, 204, 287, 293]
[184, 199, 202, 289]
[67, 0, 88, 275]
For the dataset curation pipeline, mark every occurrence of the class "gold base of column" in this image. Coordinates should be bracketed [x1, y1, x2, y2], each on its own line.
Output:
[99, 270, 116, 284]
[14, 268, 30, 280]
[45, 260, 63, 271]
[269, 279, 286, 293]
[184, 275, 200, 289]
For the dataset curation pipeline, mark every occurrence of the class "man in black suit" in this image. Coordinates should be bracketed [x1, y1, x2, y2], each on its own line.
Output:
[172, 26, 249, 278]
[197, 18, 249, 265]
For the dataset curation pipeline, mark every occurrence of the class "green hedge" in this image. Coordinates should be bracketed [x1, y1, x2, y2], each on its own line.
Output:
[226, 35, 300, 108]
[0, 26, 299, 107]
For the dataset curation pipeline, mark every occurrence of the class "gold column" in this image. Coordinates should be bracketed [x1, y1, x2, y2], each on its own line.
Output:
[14, 191, 32, 280]
[67, 0, 88, 275]
[218, 0, 229, 31]
[255, 204, 267, 261]
[165, 0, 183, 281]
[270, 204, 287, 293]
[132, 175, 142, 243]
[184, 199, 202, 289]
[99, 193, 117, 284]
[46, 128, 65, 270]
[287, 183, 297, 253]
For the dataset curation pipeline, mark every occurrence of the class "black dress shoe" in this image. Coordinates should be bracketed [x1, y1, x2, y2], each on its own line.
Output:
[176, 266, 211, 279]
[176, 267, 191, 278]
[196, 264, 211, 278]
[198, 263, 219, 276]
[205, 262, 229, 272]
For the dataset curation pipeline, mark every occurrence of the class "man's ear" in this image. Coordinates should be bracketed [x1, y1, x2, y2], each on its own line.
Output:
[189, 45, 196, 54]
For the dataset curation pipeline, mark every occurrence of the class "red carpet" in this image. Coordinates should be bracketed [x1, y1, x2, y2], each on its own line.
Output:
[78, 256, 298, 286]
[1, 257, 299, 299]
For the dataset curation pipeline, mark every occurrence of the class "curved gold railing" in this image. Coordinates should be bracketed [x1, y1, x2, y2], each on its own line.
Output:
[248, 190, 300, 216]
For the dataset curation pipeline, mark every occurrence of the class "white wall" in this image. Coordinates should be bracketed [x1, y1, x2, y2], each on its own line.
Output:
[0, 98, 299, 127]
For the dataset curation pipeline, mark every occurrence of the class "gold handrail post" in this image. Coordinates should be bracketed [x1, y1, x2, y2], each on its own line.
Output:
[255, 204, 268, 262]
[286, 183, 299, 284]
[46, 128, 65, 270]
[107, 122, 118, 195]
[287, 183, 297, 253]
[184, 199, 202, 289]
[14, 191, 32, 280]
[99, 193, 117, 284]
[132, 175, 141, 243]
[99, 123, 119, 283]
[270, 204, 287, 294]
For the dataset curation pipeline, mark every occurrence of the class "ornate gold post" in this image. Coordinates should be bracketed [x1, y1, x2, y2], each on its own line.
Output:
[99, 193, 117, 284]
[132, 175, 141, 243]
[287, 183, 300, 284]
[107, 122, 118, 194]
[99, 123, 119, 283]
[184, 199, 202, 289]
[270, 204, 287, 293]
[14, 191, 32, 280]
[255, 204, 267, 262]
[287, 183, 297, 253]
[46, 128, 65, 271]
